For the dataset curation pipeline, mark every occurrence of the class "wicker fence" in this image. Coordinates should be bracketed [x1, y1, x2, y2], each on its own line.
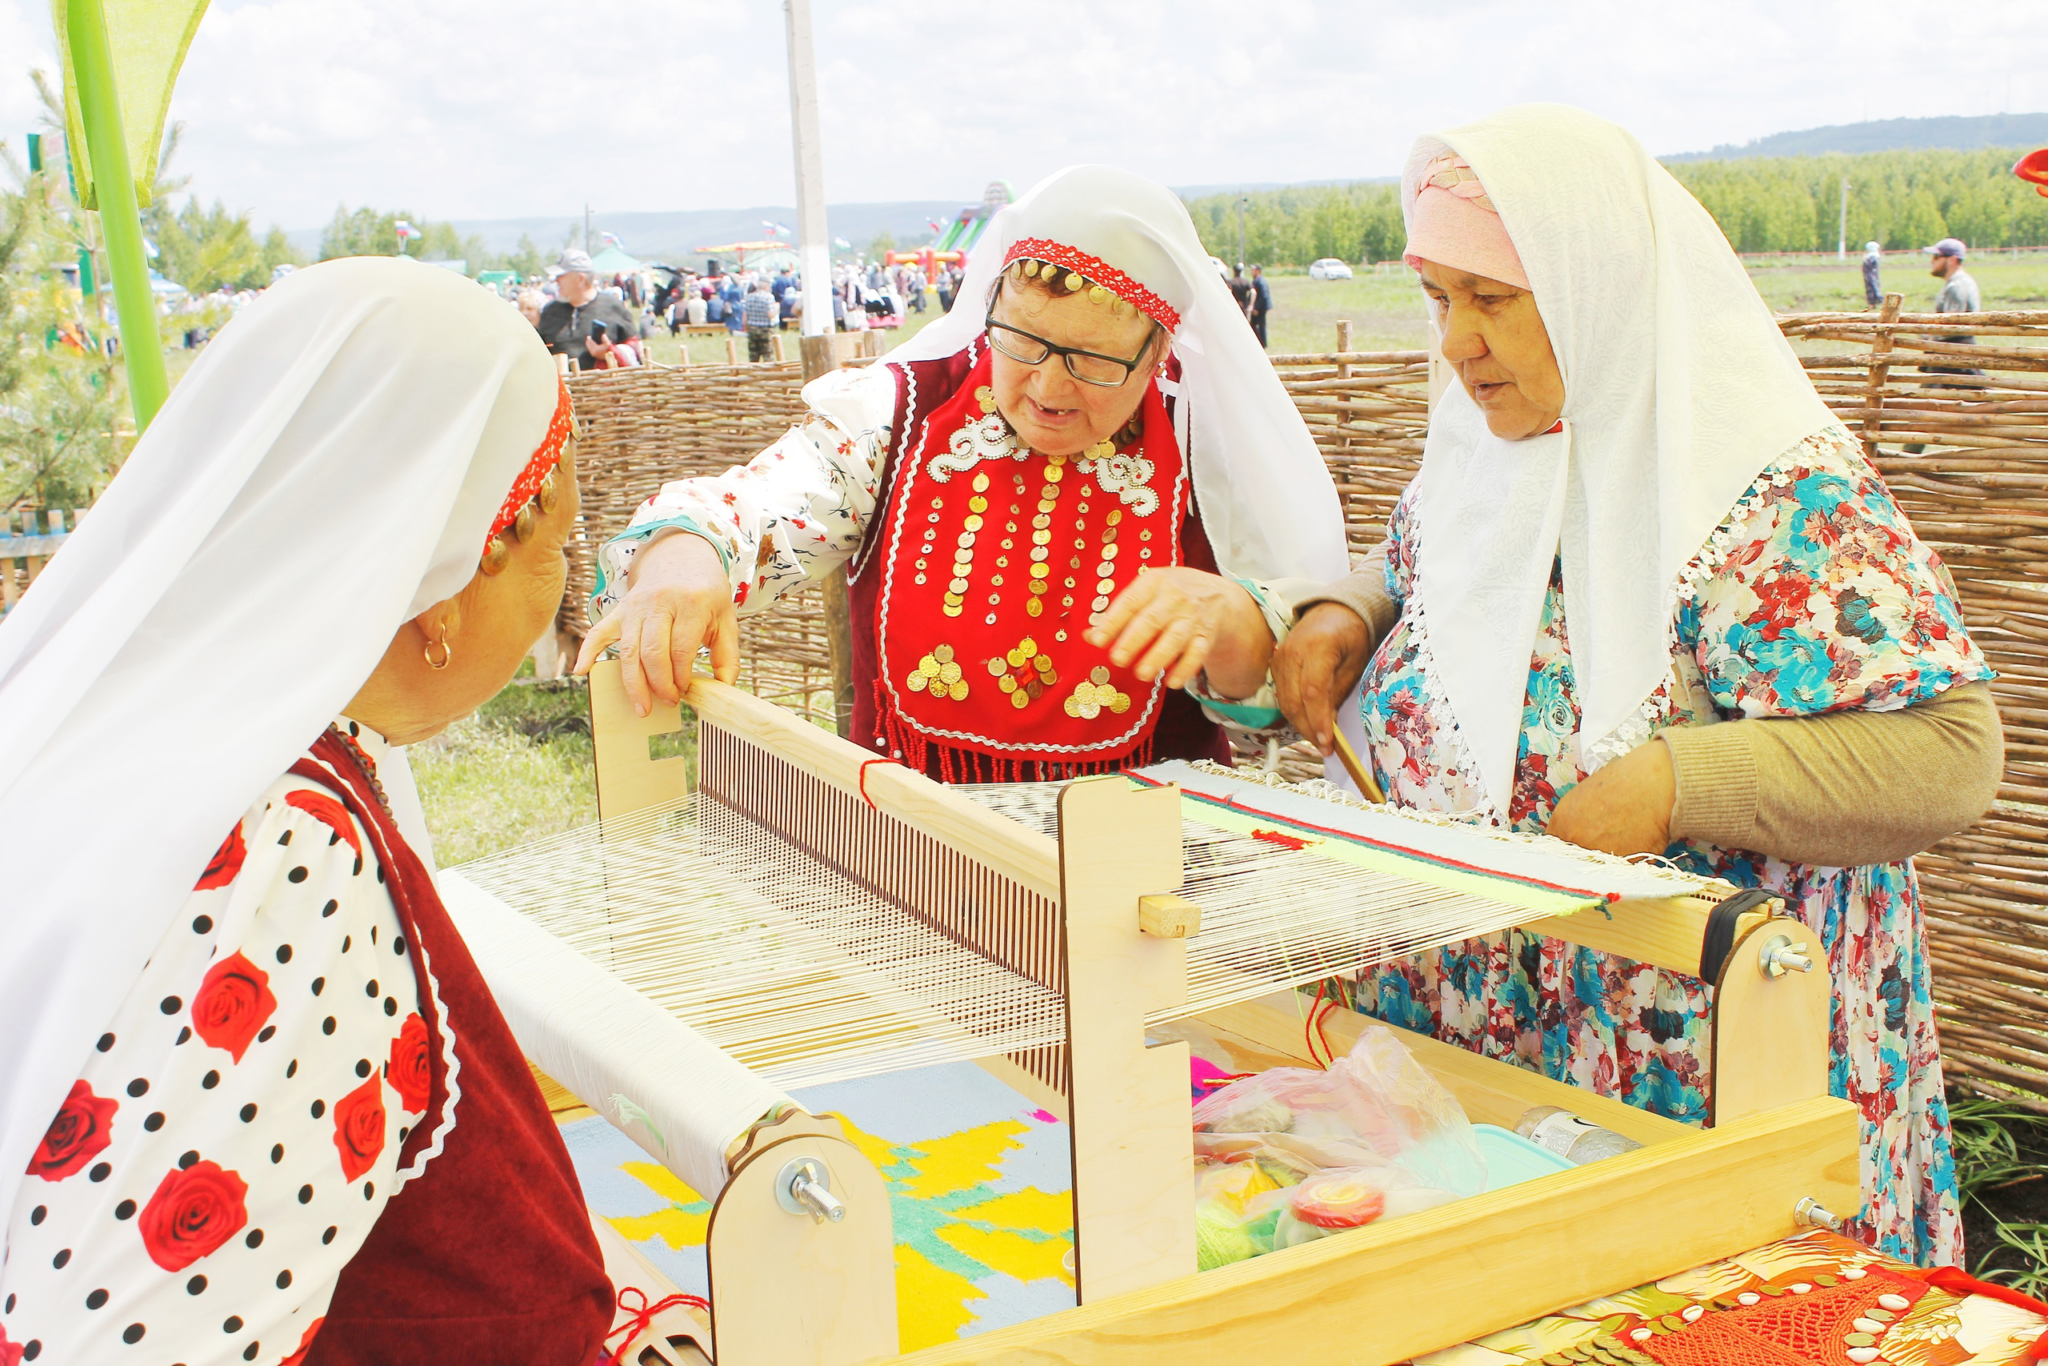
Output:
[563, 311, 2048, 1109]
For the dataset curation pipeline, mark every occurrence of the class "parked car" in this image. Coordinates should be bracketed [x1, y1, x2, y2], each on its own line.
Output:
[1309, 258, 1355, 280]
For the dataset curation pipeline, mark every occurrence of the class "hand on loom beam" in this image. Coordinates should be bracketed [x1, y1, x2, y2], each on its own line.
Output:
[1546, 736, 1677, 858]
[1273, 600, 1376, 755]
[1085, 566, 1272, 694]
[573, 531, 740, 716]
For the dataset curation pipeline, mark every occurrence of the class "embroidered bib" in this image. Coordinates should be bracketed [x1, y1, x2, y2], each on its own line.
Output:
[872, 348, 1188, 766]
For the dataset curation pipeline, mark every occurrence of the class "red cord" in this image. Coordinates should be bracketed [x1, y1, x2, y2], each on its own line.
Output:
[1314, 995, 1339, 1064]
[1305, 981, 1328, 1067]
[601, 1285, 710, 1361]
[857, 757, 900, 809]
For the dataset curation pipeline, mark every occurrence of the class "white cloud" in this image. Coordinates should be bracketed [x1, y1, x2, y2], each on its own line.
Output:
[3, 0, 2044, 228]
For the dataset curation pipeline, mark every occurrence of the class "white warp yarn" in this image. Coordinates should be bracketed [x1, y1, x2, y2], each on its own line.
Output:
[439, 869, 783, 1199]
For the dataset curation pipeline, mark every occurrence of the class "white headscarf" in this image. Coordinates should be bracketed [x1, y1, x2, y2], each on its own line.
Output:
[1400, 106, 1837, 817]
[0, 257, 561, 1224]
[892, 165, 1347, 585]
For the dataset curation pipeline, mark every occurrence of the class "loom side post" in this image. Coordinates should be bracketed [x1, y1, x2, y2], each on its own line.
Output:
[706, 1122, 898, 1366]
[1709, 914, 1830, 1125]
[1058, 776, 1196, 1303]
[589, 657, 695, 820]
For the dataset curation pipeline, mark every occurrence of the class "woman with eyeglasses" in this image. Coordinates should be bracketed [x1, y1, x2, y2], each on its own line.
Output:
[579, 166, 1347, 781]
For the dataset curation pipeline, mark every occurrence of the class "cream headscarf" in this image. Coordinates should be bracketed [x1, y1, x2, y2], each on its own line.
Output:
[0, 257, 561, 1225]
[892, 164, 1348, 586]
[1394, 105, 1837, 818]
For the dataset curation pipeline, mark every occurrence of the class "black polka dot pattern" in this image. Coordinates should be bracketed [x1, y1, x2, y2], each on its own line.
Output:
[4, 760, 426, 1360]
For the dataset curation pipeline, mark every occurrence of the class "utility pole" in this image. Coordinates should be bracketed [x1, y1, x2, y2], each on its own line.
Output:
[1837, 179, 1850, 261]
[785, 0, 833, 346]
[783, 0, 853, 733]
[1236, 192, 1248, 274]
[583, 203, 592, 251]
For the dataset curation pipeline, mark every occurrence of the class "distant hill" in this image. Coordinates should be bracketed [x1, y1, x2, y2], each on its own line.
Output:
[286, 199, 968, 264]
[1667, 113, 2048, 162]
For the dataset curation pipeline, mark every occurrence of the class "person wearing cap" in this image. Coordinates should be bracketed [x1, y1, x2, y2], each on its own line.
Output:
[1271, 107, 2001, 1267]
[534, 248, 637, 371]
[1862, 240, 1883, 309]
[1925, 236, 1981, 345]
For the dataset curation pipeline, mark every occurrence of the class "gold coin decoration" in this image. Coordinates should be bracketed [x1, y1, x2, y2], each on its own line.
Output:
[1065, 666, 1131, 720]
[904, 644, 970, 702]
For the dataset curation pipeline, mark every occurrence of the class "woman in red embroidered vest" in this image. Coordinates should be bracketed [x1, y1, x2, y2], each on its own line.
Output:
[579, 165, 1350, 781]
[0, 259, 614, 1363]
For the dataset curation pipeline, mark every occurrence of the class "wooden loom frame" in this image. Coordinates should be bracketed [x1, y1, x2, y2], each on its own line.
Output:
[567, 659, 1859, 1366]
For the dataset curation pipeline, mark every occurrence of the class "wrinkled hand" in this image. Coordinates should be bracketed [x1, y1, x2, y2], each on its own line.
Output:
[1273, 601, 1376, 755]
[1084, 567, 1271, 695]
[571, 532, 740, 716]
[1547, 738, 1676, 858]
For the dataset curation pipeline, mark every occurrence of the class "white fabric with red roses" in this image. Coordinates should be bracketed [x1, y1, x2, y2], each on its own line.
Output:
[0, 720, 428, 1366]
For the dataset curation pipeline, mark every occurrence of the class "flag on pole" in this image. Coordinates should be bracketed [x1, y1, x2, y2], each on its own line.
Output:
[48, 0, 210, 210]
[763, 220, 791, 238]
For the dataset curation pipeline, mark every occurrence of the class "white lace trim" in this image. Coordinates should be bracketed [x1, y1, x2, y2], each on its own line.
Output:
[1584, 428, 1844, 766]
[392, 940, 460, 1190]
[1398, 426, 1849, 795]
[1394, 498, 1501, 822]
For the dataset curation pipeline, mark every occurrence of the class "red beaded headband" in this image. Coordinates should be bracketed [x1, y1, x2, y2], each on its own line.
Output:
[482, 378, 572, 563]
[1003, 238, 1181, 333]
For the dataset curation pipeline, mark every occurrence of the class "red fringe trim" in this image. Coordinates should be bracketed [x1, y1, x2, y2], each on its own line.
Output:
[870, 678, 1154, 783]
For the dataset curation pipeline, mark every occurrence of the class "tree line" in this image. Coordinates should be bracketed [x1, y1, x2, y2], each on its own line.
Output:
[1185, 145, 2048, 267]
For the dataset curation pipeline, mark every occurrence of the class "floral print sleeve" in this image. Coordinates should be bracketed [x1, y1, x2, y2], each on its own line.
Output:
[1, 759, 422, 1366]
[590, 361, 899, 621]
[1382, 481, 1420, 611]
[1680, 427, 1992, 719]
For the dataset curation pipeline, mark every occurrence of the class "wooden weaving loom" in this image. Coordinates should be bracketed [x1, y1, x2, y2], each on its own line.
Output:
[450, 659, 1860, 1366]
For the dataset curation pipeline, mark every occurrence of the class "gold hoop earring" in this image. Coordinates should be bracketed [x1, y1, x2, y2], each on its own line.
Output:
[424, 627, 453, 671]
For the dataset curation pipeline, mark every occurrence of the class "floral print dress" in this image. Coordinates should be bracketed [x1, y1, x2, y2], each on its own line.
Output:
[1354, 427, 1990, 1268]
[0, 722, 429, 1365]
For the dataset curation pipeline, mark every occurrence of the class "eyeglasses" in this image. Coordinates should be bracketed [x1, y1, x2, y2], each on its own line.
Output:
[984, 310, 1156, 387]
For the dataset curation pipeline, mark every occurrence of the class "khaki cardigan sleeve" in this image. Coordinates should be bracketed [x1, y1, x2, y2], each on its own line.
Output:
[1661, 681, 2003, 867]
[1291, 545, 2001, 867]
[1292, 542, 1396, 644]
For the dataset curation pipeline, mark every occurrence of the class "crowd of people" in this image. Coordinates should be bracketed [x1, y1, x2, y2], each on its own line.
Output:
[505, 248, 969, 369]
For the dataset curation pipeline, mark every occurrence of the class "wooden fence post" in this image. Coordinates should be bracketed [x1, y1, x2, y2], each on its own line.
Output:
[1861, 293, 1902, 459]
[802, 333, 858, 737]
[725, 334, 741, 366]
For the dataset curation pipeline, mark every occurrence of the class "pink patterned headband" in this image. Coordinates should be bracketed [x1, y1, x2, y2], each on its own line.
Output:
[1404, 153, 1529, 291]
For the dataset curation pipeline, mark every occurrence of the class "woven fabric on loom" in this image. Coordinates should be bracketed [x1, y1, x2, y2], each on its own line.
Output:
[1408, 1231, 2048, 1366]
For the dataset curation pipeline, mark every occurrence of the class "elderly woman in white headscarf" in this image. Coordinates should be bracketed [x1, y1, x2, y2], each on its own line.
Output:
[580, 165, 1348, 782]
[1274, 106, 2001, 1267]
[0, 259, 615, 1361]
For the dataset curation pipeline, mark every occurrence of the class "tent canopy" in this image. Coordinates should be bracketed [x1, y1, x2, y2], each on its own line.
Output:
[588, 245, 642, 275]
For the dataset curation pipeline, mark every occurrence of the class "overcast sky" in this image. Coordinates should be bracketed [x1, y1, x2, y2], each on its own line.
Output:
[3, 0, 2043, 231]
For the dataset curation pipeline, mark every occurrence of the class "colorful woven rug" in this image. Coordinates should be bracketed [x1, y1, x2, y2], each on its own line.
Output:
[562, 1060, 1076, 1352]
[1411, 1230, 2048, 1366]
